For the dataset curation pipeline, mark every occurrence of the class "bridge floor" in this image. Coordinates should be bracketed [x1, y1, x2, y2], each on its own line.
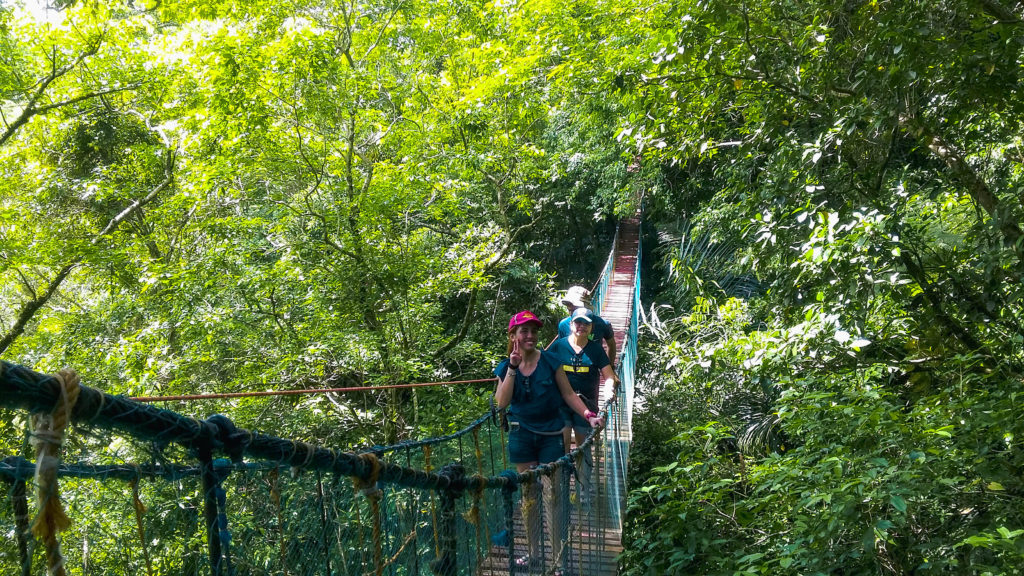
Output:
[599, 218, 640, 406]
[478, 480, 623, 575]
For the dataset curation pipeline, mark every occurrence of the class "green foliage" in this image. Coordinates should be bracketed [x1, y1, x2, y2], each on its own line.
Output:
[615, 0, 1024, 574]
[626, 363, 1024, 575]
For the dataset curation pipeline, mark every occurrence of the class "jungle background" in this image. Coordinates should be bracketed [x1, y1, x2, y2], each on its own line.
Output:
[1, 0, 1023, 574]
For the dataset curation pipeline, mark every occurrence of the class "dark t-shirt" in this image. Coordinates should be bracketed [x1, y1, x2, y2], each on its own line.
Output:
[557, 314, 614, 343]
[547, 337, 610, 404]
[494, 349, 565, 434]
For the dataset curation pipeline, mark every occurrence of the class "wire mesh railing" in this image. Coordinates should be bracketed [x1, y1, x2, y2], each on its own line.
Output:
[0, 225, 640, 576]
[589, 227, 619, 320]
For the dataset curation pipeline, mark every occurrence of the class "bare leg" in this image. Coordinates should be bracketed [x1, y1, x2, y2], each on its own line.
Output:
[542, 468, 565, 567]
[572, 426, 594, 502]
[517, 462, 541, 560]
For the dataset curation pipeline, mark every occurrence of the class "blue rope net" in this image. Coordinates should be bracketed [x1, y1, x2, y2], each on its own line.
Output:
[0, 227, 640, 576]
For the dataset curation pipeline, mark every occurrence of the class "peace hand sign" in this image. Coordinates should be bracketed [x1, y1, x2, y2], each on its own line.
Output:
[509, 339, 522, 368]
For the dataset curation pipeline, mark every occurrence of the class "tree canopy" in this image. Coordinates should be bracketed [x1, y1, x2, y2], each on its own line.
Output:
[0, 0, 622, 444]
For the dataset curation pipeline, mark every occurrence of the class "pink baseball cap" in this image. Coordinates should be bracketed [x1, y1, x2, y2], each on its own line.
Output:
[508, 310, 543, 331]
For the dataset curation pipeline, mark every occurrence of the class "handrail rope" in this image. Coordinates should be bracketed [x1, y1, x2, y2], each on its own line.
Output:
[589, 223, 619, 297]
[130, 378, 496, 403]
[2, 355, 625, 497]
[0, 456, 282, 482]
[29, 368, 80, 576]
[0, 368, 619, 492]
[360, 410, 493, 455]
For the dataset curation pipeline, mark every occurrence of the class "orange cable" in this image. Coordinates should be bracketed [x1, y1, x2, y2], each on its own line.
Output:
[131, 378, 495, 403]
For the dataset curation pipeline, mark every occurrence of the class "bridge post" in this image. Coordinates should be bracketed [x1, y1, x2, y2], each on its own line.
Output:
[198, 443, 223, 576]
[198, 450, 234, 576]
[431, 462, 465, 576]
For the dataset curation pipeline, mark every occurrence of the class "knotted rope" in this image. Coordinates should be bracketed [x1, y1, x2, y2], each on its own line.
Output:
[130, 478, 154, 576]
[467, 428, 489, 568]
[354, 453, 384, 576]
[464, 479, 485, 569]
[29, 368, 81, 576]
[267, 469, 290, 576]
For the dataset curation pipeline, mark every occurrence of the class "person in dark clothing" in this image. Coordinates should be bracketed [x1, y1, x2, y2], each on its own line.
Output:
[494, 310, 603, 572]
[554, 286, 617, 367]
[548, 307, 619, 505]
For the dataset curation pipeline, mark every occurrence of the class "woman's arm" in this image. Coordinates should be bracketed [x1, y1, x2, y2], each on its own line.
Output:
[494, 369, 515, 410]
[603, 333, 617, 368]
[494, 340, 522, 410]
[600, 364, 620, 391]
[555, 369, 604, 427]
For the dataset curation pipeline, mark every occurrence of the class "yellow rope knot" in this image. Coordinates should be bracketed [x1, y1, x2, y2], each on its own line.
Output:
[29, 368, 81, 576]
[463, 480, 484, 526]
[354, 452, 382, 495]
[354, 453, 384, 576]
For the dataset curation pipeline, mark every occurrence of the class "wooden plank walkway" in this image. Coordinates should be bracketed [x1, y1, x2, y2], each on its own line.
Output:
[599, 218, 640, 406]
[479, 219, 640, 576]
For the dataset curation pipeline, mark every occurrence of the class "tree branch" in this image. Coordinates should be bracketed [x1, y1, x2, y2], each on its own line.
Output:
[898, 248, 984, 353]
[430, 215, 540, 358]
[0, 150, 175, 354]
[431, 287, 477, 359]
[900, 115, 1022, 250]
[359, 1, 406, 63]
[975, 0, 1024, 24]
[0, 263, 77, 355]
[0, 42, 105, 147]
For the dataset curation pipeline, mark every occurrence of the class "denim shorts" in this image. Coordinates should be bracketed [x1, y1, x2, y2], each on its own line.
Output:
[561, 396, 597, 429]
[508, 424, 565, 464]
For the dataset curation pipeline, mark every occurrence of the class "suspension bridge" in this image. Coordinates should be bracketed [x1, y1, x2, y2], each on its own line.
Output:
[0, 220, 641, 576]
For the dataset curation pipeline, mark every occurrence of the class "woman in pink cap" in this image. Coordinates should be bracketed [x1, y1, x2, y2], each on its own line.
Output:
[494, 310, 604, 572]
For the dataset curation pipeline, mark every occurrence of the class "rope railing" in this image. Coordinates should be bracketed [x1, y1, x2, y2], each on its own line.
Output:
[0, 223, 641, 576]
